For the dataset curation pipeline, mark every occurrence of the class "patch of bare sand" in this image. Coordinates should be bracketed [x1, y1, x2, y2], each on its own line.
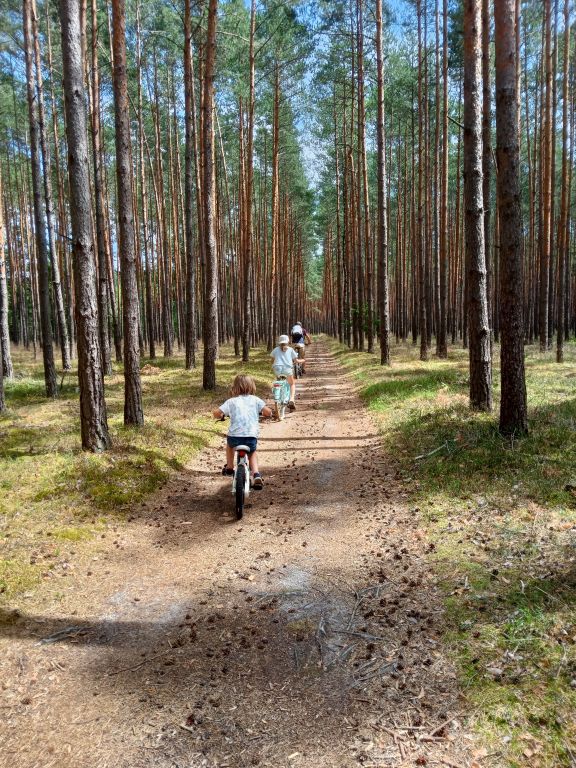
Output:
[0, 343, 476, 768]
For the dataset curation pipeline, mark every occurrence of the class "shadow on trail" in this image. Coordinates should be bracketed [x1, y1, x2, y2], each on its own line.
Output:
[0, 549, 459, 768]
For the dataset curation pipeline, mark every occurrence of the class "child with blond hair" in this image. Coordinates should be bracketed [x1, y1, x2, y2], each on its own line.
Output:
[213, 374, 271, 489]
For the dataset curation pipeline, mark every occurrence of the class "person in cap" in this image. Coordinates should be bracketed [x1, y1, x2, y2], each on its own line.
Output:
[270, 334, 298, 411]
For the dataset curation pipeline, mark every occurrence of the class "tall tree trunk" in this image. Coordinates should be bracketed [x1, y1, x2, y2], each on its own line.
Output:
[23, 0, 58, 398]
[375, 0, 390, 365]
[136, 2, 155, 360]
[438, 0, 449, 357]
[111, 0, 143, 425]
[481, 0, 492, 346]
[32, 0, 71, 371]
[59, 0, 111, 451]
[539, 0, 552, 351]
[556, 0, 569, 363]
[268, 63, 280, 352]
[417, 0, 428, 360]
[90, 0, 112, 375]
[242, 0, 256, 362]
[495, 0, 528, 435]
[202, 0, 219, 390]
[0, 167, 13, 380]
[463, 0, 492, 411]
[0, 331, 4, 413]
[184, 0, 196, 369]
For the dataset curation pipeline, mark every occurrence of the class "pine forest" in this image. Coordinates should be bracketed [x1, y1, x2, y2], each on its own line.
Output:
[1, 1, 576, 766]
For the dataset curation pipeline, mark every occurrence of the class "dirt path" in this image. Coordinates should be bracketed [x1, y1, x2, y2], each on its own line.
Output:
[1, 343, 475, 768]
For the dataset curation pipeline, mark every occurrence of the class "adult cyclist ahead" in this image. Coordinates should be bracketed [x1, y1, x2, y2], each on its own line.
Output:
[291, 321, 311, 374]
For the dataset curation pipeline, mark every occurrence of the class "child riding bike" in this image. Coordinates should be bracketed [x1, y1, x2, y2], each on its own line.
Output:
[270, 334, 298, 411]
[213, 374, 272, 489]
[291, 321, 311, 374]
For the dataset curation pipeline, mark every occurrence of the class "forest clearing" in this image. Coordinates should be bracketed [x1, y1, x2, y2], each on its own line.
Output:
[1, 0, 576, 765]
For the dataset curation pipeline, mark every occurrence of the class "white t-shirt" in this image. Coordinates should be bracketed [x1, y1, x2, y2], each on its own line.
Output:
[219, 394, 266, 437]
[292, 324, 303, 336]
[270, 346, 298, 369]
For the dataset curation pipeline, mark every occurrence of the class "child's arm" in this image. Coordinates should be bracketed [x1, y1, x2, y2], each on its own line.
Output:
[213, 407, 225, 420]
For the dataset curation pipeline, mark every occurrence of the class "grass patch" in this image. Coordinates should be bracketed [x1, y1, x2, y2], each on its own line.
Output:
[0, 344, 273, 604]
[329, 336, 576, 766]
[0, 559, 43, 599]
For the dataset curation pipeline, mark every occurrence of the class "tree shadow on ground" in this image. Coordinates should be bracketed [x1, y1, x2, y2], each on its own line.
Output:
[0, 548, 462, 768]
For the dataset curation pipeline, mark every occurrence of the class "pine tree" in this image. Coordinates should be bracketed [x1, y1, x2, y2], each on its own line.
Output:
[59, 0, 111, 451]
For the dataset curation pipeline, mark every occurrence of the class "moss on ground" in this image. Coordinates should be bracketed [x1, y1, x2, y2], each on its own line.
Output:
[0, 345, 272, 602]
[330, 337, 576, 767]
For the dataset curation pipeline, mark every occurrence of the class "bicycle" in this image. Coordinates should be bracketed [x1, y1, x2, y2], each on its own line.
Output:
[293, 342, 305, 377]
[231, 443, 251, 520]
[271, 374, 291, 421]
[293, 348, 304, 379]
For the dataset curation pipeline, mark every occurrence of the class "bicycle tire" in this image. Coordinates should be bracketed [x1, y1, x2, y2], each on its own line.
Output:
[274, 402, 281, 421]
[294, 363, 299, 380]
[235, 463, 246, 520]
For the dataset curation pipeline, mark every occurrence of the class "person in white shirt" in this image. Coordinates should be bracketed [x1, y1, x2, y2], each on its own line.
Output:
[291, 321, 311, 373]
[291, 321, 311, 346]
[213, 374, 272, 489]
[270, 334, 298, 411]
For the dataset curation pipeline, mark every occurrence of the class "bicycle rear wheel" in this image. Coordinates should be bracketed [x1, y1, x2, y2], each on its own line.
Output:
[235, 463, 246, 520]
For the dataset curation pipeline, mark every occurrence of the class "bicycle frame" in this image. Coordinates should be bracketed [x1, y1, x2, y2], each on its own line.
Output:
[271, 375, 291, 420]
[232, 447, 251, 496]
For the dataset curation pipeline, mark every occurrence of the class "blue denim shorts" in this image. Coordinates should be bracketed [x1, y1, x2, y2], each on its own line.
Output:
[227, 436, 257, 453]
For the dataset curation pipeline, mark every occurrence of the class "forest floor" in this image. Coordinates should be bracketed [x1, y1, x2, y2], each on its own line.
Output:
[1, 341, 478, 768]
[1, 339, 576, 768]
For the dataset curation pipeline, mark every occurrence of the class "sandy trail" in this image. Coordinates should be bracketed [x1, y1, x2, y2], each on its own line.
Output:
[1, 343, 474, 768]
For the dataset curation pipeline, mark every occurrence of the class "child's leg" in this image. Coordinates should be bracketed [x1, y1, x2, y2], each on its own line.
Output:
[226, 444, 235, 470]
[288, 374, 296, 401]
[249, 450, 263, 488]
[248, 450, 260, 474]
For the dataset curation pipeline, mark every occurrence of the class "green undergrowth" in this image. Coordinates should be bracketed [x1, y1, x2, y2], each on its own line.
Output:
[329, 336, 576, 767]
[0, 345, 272, 601]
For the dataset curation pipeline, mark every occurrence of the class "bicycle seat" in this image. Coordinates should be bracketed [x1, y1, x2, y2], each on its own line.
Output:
[234, 444, 251, 453]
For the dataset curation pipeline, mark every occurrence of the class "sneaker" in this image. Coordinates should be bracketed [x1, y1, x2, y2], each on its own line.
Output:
[288, 401, 296, 412]
[222, 465, 234, 476]
[253, 473, 263, 490]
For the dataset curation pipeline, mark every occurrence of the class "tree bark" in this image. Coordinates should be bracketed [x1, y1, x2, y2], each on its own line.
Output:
[539, 0, 552, 351]
[417, 0, 428, 361]
[375, 0, 390, 365]
[437, 0, 449, 357]
[59, 0, 111, 451]
[495, 0, 528, 435]
[0, 166, 13, 380]
[202, 0, 219, 390]
[32, 0, 71, 371]
[463, 0, 492, 411]
[23, 0, 58, 398]
[556, 0, 570, 363]
[90, 0, 112, 375]
[111, 0, 144, 425]
[184, 0, 196, 369]
[481, 0, 492, 346]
